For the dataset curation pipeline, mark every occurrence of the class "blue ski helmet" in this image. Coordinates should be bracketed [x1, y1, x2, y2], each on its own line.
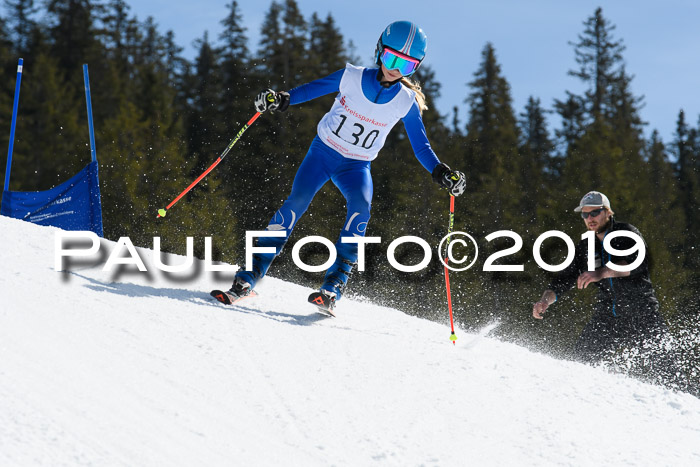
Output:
[375, 21, 427, 75]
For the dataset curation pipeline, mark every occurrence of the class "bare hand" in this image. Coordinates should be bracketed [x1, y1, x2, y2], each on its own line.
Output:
[577, 269, 604, 289]
[532, 300, 549, 319]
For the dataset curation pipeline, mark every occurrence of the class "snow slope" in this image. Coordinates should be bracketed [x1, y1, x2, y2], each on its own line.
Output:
[1, 216, 699, 466]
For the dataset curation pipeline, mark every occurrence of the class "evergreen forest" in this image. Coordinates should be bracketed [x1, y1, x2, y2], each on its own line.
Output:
[0, 1, 698, 389]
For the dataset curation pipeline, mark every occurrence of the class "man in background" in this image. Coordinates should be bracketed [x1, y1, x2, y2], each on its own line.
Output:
[532, 191, 668, 365]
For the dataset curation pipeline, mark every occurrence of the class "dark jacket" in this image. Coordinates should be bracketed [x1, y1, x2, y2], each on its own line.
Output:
[548, 218, 659, 318]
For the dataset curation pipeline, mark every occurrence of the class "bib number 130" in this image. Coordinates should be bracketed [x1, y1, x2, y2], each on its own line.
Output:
[333, 115, 380, 149]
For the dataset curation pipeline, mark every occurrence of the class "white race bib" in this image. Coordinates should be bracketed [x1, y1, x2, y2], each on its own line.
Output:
[317, 64, 415, 161]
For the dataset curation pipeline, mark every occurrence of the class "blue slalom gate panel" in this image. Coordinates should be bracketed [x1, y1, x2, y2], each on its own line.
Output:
[1, 160, 103, 236]
[1, 61, 104, 236]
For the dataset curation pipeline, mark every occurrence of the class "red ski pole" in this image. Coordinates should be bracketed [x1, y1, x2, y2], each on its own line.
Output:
[444, 195, 457, 344]
[157, 111, 262, 218]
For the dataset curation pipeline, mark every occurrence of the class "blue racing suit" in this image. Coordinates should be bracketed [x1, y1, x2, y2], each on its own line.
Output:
[236, 66, 441, 300]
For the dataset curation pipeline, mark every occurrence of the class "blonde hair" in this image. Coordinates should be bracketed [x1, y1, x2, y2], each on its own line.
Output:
[400, 77, 428, 114]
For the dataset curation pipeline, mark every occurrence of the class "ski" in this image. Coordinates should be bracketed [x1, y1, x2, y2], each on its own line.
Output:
[210, 289, 258, 305]
[308, 291, 336, 317]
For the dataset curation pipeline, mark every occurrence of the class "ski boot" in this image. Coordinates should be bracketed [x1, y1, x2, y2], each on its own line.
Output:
[211, 277, 256, 305]
[308, 289, 336, 317]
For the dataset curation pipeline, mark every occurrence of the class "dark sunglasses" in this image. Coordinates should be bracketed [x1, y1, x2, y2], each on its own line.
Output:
[580, 208, 606, 219]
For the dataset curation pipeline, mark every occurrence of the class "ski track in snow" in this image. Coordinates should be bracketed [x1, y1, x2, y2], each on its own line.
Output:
[1, 216, 699, 466]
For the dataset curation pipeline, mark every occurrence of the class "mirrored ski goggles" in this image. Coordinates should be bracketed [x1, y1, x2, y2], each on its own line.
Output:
[379, 47, 421, 76]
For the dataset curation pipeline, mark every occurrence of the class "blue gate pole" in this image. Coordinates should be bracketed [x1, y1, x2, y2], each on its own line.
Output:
[4, 58, 24, 191]
[82, 64, 97, 162]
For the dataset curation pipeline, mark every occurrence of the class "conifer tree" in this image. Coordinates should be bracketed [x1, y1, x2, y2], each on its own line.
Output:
[672, 110, 700, 310]
[94, 0, 134, 114]
[257, 0, 307, 87]
[3, 0, 38, 52]
[42, 0, 105, 183]
[9, 52, 83, 191]
[217, 1, 256, 215]
[278, 0, 307, 86]
[568, 7, 625, 121]
[553, 7, 633, 167]
[308, 13, 345, 78]
[256, 1, 282, 77]
[553, 92, 585, 157]
[454, 42, 524, 328]
[219, 0, 251, 125]
[673, 111, 700, 233]
[45, 0, 101, 77]
[186, 31, 226, 177]
[641, 130, 690, 317]
[100, 0, 129, 51]
[555, 8, 648, 219]
[518, 96, 554, 231]
[463, 42, 520, 232]
[608, 67, 645, 138]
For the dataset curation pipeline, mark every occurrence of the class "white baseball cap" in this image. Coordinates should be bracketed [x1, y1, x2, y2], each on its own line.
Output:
[574, 191, 611, 212]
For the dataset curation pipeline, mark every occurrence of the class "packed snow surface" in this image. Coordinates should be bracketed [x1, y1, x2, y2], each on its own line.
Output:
[1, 216, 699, 466]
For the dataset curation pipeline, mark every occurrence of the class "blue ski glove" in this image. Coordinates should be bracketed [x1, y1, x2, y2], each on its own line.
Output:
[432, 163, 466, 197]
[254, 89, 290, 113]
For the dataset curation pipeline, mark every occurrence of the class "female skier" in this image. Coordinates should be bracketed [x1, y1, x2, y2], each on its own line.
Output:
[214, 21, 466, 314]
